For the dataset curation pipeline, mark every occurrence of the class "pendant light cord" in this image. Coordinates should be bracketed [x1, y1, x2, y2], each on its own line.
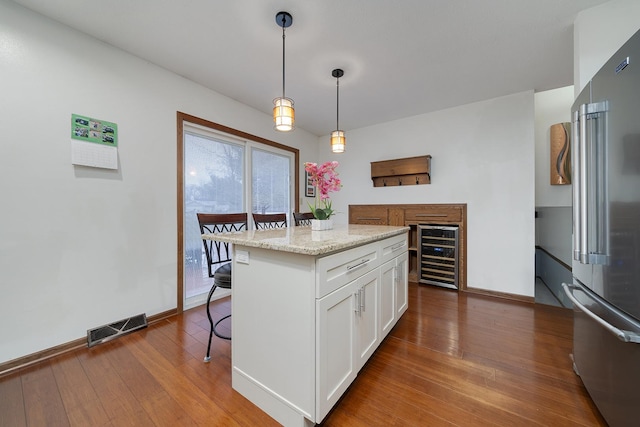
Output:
[281, 18, 286, 99]
[336, 77, 340, 130]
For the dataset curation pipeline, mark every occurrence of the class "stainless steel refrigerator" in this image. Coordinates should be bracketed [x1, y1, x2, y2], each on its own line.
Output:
[563, 29, 640, 427]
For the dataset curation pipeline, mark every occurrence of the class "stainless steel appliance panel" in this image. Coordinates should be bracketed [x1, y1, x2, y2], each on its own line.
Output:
[418, 224, 458, 289]
[563, 281, 640, 427]
[568, 28, 640, 427]
[589, 30, 640, 321]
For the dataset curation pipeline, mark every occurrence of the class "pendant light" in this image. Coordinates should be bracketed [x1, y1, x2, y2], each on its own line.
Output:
[273, 11, 294, 132]
[330, 68, 345, 153]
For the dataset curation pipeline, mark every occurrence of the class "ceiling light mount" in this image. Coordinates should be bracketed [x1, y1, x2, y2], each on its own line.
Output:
[275, 11, 292, 28]
[273, 11, 295, 132]
[330, 68, 345, 153]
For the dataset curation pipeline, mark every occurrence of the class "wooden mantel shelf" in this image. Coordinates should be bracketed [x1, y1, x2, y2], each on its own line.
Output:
[371, 155, 431, 187]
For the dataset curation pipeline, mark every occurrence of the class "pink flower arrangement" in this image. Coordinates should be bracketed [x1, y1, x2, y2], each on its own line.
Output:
[304, 161, 342, 220]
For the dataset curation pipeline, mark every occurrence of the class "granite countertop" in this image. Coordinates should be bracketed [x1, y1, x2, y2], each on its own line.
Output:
[202, 224, 409, 256]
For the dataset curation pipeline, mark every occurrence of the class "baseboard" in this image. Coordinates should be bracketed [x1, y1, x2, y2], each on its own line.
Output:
[462, 287, 535, 304]
[0, 308, 177, 378]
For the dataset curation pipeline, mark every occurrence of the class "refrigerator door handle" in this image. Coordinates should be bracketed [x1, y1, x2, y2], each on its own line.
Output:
[587, 101, 610, 265]
[562, 283, 640, 344]
[571, 108, 582, 262]
[576, 101, 610, 265]
[578, 104, 590, 264]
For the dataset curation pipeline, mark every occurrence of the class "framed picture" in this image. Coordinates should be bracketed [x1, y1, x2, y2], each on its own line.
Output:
[305, 171, 316, 197]
[550, 122, 571, 185]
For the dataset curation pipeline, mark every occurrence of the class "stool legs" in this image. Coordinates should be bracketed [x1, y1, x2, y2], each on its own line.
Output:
[204, 284, 217, 362]
[204, 284, 231, 362]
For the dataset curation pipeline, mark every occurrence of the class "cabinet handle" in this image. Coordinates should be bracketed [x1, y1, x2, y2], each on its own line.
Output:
[415, 213, 446, 217]
[357, 217, 382, 221]
[360, 287, 366, 312]
[347, 258, 370, 271]
[391, 242, 404, 251]
[354, 292, 361, 314]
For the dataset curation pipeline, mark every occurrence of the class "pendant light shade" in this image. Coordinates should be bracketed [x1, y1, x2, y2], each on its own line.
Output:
[273, 97, 294, 131]
[274, 12, 294, 132]
[330, 130, 345, 153]
[330, 68, 345, 153]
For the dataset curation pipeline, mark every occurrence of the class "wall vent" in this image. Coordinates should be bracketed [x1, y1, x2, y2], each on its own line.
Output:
[87, 313, 147, 347]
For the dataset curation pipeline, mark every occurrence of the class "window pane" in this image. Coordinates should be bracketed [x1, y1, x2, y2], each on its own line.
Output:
[185, 132, 244, 213]
[252, 148, 290, 215]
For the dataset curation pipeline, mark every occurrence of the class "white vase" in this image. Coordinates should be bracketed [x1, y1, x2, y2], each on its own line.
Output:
[311, 218, 333, 231]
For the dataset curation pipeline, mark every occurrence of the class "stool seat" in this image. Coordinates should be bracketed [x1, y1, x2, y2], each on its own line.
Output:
[214, 263, 232, 288]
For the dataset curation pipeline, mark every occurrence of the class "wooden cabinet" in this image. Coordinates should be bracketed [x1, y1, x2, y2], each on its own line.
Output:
[404, 205, 462, 222]
[348, 205, 388, 225]
[349, 204, 466, 289]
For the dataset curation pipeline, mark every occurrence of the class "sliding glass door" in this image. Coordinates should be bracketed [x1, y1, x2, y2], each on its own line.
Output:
[182, 121, 294, 310]
[183, 130, 244, 308]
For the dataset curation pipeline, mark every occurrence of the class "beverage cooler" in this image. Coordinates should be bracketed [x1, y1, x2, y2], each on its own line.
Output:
[418, 224, 459, 289]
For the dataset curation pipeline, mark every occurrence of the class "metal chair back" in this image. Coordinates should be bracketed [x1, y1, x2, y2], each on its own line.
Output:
[197, 213, 248, 278]
[292, 211, 315, 226]
[252, 213, 288, 229]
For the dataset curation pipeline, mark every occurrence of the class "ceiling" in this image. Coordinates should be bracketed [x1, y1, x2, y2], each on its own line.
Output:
[13, 0, 609, 136]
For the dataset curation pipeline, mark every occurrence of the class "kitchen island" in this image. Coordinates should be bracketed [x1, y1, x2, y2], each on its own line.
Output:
[203, 224, 409, 426]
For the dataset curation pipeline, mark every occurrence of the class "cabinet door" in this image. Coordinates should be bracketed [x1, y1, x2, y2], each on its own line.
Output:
[380, 259, 396, 337]
[355, 269, 380, 370]
[395, 252, 409, 319]
[349, 205, 388, 225]
[317, 280, 358, 421]
[404, 205, 462, 222]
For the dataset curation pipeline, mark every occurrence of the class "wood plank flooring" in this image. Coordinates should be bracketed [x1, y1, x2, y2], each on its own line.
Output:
[0, 283, 606, 426]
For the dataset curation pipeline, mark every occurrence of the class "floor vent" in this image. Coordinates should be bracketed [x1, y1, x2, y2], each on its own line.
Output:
[87, 313, 148, 347]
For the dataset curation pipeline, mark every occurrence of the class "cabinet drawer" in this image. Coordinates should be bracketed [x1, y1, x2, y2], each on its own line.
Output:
[316, 242, 379, 298]
[404, 206, 461, 223]
[349, 206, 388, 225]
[380, 233, 408, 264]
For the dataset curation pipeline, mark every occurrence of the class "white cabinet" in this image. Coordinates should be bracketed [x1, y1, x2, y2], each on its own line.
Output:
[355, 269, 380, 368]
[317, 268, 379, 420]
[231, 232, 407, 427]
[380, 251, 409, 337]
[395, 251, 409, 318]
[380, 258, 397, 337]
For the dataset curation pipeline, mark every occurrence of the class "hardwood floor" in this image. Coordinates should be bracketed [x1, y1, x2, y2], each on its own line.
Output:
[0, 283, 606, 426]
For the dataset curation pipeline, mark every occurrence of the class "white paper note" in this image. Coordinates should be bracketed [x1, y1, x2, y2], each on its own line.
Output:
[71, 140, 118, 169]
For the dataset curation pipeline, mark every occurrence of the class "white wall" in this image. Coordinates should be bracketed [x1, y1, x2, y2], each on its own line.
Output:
[574, 0, 640, 94]
[533, 87, 574, 263]
[0, 2, 319, 365]
[322, 91, 536, 297]
[534, 87, 573, 208]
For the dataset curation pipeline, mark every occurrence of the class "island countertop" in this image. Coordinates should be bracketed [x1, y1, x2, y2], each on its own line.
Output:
[202, 223, 409, 256]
